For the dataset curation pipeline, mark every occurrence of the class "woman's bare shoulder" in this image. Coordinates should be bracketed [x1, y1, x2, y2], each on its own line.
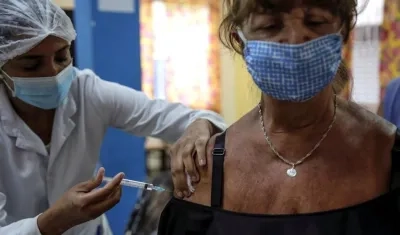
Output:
[183, 115, 252, 205]
[342, 99, 397, 150]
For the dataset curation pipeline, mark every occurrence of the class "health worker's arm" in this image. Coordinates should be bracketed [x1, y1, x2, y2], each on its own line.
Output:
[82, 69, 226, 142]
[0, 192, 42, 234]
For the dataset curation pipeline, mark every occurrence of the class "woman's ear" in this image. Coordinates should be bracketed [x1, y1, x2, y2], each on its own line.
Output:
[231, 31, 240, 43]
[231, 31, 245, 53]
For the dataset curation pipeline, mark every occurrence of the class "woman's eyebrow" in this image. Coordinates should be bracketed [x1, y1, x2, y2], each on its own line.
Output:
[305, 8, 334, 18]
[56, 45, 70, 53]
[15, 55, 41, 61]
[15, 45, 70, 60]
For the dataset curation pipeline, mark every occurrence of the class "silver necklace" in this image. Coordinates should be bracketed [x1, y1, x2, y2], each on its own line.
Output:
[258, 95, 337, 177]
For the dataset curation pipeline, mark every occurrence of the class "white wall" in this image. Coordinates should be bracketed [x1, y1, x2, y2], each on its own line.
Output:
[350, 0, 384, 113]
[351, 26, 381, 112]
[356, 0, 384, 27]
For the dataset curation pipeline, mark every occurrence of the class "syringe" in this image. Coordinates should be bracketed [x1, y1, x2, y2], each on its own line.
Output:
[103, 177, 166, 192]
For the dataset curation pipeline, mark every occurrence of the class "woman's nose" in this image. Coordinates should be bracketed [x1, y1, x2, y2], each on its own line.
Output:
[279, 26, 311, 44]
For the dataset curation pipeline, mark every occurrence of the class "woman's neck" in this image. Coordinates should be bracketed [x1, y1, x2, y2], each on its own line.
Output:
[260, 88, 336, 134]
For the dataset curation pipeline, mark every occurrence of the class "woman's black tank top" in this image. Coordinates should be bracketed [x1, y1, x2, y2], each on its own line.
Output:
[158, 130, 400, 235]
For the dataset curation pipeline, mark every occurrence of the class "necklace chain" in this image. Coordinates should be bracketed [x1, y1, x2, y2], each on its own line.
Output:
[258, 95, 337, 174]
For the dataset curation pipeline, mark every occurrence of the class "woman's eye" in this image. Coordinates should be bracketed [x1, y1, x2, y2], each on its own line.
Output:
[56, 57, 69, 63]
[56, 49, 71, 64]
[258, 24, 280, 31]
[305, 18, 327, 26]
[265, 24, 278, 30]
[23, 64, 39, 72]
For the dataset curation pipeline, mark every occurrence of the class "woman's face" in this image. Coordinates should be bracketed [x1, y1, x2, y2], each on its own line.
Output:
[241, 5, 342, 44]
[2, 36, 72, 79]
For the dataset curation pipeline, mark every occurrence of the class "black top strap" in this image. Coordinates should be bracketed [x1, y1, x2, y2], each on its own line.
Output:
[391, 129, 400, 190]
[211, 131, 227, 208]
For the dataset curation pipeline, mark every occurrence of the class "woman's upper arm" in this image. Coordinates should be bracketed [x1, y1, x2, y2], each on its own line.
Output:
[183, 135, 218, 206]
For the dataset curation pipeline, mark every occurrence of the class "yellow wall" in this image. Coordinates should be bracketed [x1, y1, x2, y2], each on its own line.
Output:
[220, 51, 259, 124]
[53, 0, 74, 9]
[220, 51, 260, 124]
[219, 48, 236, 125]
[219, 1, 259, 125]
[233, 57, 259, 120]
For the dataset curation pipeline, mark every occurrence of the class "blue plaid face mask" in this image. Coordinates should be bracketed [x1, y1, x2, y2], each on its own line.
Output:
[237, 31, 343, 102]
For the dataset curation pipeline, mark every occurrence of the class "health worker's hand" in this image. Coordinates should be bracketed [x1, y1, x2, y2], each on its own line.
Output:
[37, 168, 124, 235]
[170, 118, 220, 198]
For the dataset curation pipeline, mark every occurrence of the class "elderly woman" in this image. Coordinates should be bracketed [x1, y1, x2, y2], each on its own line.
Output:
[159, 0, 400, 234]
[0, 0, 226, 234]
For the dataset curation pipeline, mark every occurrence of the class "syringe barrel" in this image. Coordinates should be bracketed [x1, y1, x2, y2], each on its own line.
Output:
[121, 179, 146, 187]
[120, 179, 156, 190]
[103, 177, 156, 191]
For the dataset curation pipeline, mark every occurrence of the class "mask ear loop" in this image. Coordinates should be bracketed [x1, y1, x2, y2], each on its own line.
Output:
[337, 25, 346, 39]
[333, 25, 346, 96]
[236, 28, 247, 44]
[0, 70, 16, 97]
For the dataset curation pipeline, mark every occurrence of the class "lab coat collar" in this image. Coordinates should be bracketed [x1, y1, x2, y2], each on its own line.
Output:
[0, 84, 77, 157]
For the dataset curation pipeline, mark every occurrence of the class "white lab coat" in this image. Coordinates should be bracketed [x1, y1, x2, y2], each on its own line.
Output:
[0, 68, 226, 235]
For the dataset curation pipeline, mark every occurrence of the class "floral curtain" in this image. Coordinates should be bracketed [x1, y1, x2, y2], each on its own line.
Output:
[379, 0, 400, 99]
[140, 0, 221, 112]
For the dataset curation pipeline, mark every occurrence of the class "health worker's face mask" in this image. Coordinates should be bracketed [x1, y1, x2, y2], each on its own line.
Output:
[0, 63, 76, 110]
[237, 30, 343, 102]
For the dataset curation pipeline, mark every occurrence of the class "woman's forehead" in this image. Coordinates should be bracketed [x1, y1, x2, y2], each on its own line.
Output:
[13, 36, 69, 59]
[249, 0, 340, 13]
